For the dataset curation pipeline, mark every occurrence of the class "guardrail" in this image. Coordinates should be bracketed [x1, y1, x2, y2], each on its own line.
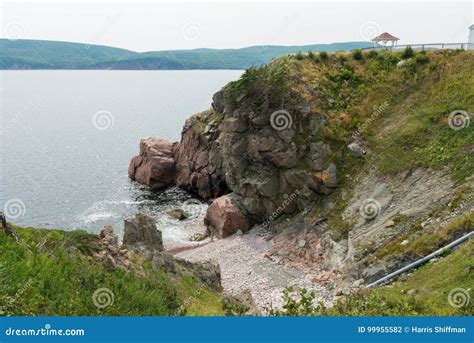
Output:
[366, 231, 474, 288]
[361, 43, 468, 51]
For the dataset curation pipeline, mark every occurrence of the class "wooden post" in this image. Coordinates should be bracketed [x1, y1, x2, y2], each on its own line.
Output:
[0, 212, 19, 241]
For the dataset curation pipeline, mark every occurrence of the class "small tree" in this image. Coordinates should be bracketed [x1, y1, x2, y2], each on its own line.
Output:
[401, 46, 415, 59]
[319, 51, 328, 60]
[351, 49, 363, 61]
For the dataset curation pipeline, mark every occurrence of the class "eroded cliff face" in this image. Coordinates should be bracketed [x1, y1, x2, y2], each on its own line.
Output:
[129, 89, 338, 236]
[129, 49, 473, 267]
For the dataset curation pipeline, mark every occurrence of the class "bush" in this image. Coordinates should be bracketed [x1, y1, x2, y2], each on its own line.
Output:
[366, 50, 379, 59]
[269, 287, 324, 316]
[295, 51, 304, 60]
[351, 49, 363, 61]
[415, 53, 429, 64]
[401, 46, 415, 59]
[319, 51, 328, 60]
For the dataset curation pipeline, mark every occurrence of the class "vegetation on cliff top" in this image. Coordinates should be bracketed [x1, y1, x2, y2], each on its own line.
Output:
[0, 225, 224, 316]
[225, 48, 473, 183]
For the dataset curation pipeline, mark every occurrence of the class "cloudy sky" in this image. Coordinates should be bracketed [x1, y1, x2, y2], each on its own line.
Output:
[1, 1, 472, 52]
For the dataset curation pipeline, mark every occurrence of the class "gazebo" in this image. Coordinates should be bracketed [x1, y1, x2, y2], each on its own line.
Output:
[372, 32, 400, 48]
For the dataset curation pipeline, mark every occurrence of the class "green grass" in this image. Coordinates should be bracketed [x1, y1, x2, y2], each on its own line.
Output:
[272, 239, 473, 316]
[360, 239, 474, 316]
[0, 226, 224, 316]
[373, 210, 473, 262]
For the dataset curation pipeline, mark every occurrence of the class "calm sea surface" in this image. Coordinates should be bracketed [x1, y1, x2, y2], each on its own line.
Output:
[0, 70, 242, 243]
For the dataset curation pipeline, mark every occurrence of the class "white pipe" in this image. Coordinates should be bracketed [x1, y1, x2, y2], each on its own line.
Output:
[366, 231, 473, 288]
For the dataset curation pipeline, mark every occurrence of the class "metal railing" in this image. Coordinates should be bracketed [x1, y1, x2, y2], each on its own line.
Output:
[361, 42, 468, 51]
[366, 231, 474, 288]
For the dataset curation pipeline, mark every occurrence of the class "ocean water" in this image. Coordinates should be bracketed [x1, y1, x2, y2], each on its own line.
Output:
[0, 70, 242, 244]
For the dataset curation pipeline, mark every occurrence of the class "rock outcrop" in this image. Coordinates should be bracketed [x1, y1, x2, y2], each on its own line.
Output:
[204, 194, 250, 238]
[123, 212, 164, 253]
[128, 138, 177, 190]
[129, 86, 338, 230]
[96, 215, 222, 291]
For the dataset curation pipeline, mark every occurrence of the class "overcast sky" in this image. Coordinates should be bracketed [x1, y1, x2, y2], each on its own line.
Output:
[1, 1, 472, 52]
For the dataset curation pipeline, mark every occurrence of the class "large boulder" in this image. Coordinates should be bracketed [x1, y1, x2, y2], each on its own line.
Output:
[204, 194, 250, 238]
[123, 212, 163, 252]
[128, 138, 177, 190]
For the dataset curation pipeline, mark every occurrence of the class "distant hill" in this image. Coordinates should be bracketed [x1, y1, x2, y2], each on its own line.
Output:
[0, 39, 373, 70]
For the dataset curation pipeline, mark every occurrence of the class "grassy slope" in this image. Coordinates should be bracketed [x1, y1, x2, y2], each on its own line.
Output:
[328, 239, 474, 316]
[0, 226, 224, 316]
[226, 49, 473, 315]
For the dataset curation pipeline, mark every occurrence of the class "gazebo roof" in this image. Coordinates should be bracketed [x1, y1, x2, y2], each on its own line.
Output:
[372, 32, 400, 41]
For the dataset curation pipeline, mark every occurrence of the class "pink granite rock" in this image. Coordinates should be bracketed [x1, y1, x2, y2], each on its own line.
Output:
[128, 138, 177, 190]
[204, 194, 250, 238]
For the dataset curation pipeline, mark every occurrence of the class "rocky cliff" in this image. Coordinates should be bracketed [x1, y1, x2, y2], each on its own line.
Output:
[129, 49, 473, 286]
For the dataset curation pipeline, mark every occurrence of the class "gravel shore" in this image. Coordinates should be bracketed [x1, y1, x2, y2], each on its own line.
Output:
[172, 225, 331, 311]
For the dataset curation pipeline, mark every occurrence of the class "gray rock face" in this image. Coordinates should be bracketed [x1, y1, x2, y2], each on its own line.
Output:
[153, 254, 222, 291]
[347, 142, 366, 157]
[129, 87, 340, 225]
[123, 212, 163, 253]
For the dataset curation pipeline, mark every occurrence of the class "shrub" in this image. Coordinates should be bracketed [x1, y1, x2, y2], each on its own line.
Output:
[319, 51, 328, 60]
[415, 53, 429, 64]
[366, 50, 379, 59]
[351, 49, 363, 61]
[401, 46, 415, 59]
[269, 288, 324, 316]
[295, 51, 304, 60]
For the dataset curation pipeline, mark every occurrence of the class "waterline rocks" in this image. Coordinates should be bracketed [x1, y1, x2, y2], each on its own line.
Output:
[129, 85, 339, 227]
[204, 194, 250, 238]
[128, 138, 177, 190]
[123, 212, 164, 253]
